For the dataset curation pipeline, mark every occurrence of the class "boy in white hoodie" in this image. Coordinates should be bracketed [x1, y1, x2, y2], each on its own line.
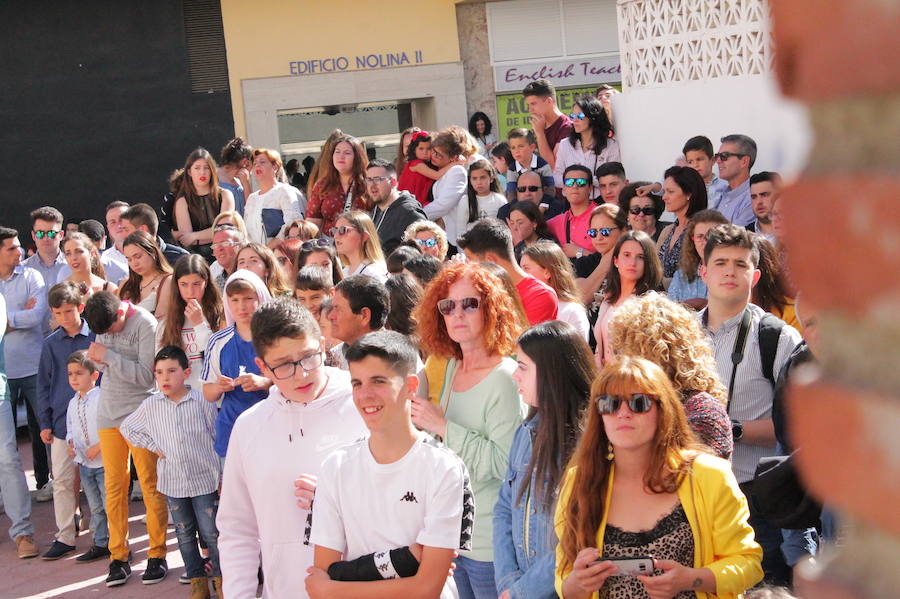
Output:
[217, 297, 367, 599]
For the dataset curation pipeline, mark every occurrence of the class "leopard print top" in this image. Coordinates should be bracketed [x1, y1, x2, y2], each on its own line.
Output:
[600, 502, 696, 599]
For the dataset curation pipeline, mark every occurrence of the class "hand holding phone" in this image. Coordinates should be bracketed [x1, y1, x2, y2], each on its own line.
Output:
[591, 555, 654, 577]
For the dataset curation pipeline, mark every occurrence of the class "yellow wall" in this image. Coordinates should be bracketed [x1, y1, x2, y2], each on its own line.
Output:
[221, 0, 462, 138]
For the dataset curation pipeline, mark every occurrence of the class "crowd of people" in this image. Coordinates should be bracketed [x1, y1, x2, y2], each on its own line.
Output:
[0, 77, 826, 599]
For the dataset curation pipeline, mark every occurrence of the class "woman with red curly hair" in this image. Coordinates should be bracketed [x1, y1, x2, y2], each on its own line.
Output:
[411, 262, 525, 599]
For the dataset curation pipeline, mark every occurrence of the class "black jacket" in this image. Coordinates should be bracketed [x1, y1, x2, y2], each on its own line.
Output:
[372, 192, 427, 256]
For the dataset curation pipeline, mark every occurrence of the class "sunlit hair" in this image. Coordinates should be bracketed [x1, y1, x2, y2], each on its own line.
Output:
[401, 220, 448, 260]
[478, 262, 529, 331]
[679, 209, 730, 282]
[414, 262, 522, 360]
[176, 148, 226, 225]
[119, 231, 172, 303]
[335, 210, 384, 265]
[608, 292, 726, 403]
[160, 255, 223, 348]
[591, 202, 628, 230]
[236, 242, 292, 296]
[297, 243, 344, 284]
[282, 218, 319, 241]
[306, 128, 344, 197]
[212, 211, 248, 240]
[751, 235, 792, 314]
[62, 232, 106, 279]
[521, 241, 580, 303]
[269, 237, 303, 284]
[444, 125, 480, 159]
[318, 135, 369, 207]
[558, 356, 702, 573]
[252, 148, 284, 181]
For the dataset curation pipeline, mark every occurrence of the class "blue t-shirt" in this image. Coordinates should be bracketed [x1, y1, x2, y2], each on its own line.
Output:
[202, 325, 268, 456]
[220, 180, 245, 217]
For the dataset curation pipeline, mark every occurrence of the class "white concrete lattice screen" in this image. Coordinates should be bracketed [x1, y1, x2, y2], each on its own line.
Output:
[617, 0, 774, 89]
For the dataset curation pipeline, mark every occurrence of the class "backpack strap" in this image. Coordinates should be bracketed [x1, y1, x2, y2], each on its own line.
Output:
[757, 313, 786, 386]
[726, 307, 753, 414]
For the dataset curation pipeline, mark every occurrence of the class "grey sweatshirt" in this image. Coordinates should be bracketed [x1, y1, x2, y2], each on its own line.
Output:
[96, 306, 158, 429]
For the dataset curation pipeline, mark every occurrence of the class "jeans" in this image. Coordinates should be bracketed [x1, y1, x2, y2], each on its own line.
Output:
[747, 507, 791, 587]
[7, 375, 49, 487]
[0, 398, 33, 539]
[453, 556, 497, 599]
[80, 465, 108, 547]
[167, 492, 221, 578]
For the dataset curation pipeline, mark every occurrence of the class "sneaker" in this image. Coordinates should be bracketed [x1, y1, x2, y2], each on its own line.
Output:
[35, 481, 54, 503]
[15, 535, 39, 559]
[41, 540, 76, 560]
[75, 545, 110, 563]
[181, 558, 209, 584]
[130, 480, 143, 502]
[142, 557, 168, 584]
[180, 571, 191, 584]
[106, 559, 132, 587]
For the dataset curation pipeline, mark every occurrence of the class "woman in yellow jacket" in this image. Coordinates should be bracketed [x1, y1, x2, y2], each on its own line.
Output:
[555, 356, 762, 599]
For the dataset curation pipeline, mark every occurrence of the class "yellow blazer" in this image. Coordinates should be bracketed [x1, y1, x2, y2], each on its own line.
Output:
[554, 453, 763, 599]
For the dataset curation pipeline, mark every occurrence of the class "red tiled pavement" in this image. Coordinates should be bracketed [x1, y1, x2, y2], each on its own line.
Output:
[1, 430, 190, 599]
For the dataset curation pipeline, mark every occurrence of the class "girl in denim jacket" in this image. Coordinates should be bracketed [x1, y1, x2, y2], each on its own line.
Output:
[493, 321, 597, 598]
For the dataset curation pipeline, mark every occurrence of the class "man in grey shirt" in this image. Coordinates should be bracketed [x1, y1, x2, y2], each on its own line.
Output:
[699, 224, 802, 586]
[83, 291, 169, 587]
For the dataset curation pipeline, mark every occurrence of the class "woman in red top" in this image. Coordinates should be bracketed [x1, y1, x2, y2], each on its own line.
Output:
[306, 135, 368, 234]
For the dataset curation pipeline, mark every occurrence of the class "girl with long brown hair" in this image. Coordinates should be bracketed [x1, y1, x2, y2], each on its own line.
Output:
[172, 147, 235, 258]
[521, 241, 590, 340]
[234, 242, 292, 297]
[157, 255, 224, 390]
[118, 231, 172, 317]
[62, 232, 117, 296]
[555, 356, 762, 599]
[306, 135, 369, 235]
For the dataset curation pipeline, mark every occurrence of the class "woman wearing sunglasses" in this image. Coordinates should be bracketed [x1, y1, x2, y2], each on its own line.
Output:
[618, 182, 666, 243]
[412, 262, 525, 599]
[402, 220, 449, 261]
[593, 231, 663, 367]
[574, 204, 627, 305]
[554, 356, 762, 599]
[552, 97, 620, 200]
[330, 210, 387, 282]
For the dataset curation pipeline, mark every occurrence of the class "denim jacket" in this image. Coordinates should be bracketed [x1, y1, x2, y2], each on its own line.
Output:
[493, 414, 559, 598]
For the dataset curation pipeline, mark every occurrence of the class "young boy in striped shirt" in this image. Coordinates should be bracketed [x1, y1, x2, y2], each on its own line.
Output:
[120, 346, 220, 599]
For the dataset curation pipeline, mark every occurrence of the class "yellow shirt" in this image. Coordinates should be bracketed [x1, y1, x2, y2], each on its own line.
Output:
[554, 453, 763, 598]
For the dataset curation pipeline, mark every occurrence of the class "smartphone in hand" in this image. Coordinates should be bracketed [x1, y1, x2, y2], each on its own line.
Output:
[591, 556, 654, 576]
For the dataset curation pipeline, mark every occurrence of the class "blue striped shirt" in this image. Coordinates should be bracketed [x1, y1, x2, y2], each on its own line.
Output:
[0, 265, 48, 378]
[120, 387, 219, 498]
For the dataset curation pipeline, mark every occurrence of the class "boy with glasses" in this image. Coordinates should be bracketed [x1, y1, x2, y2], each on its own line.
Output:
[545, 165, 598, 259]
[217, 297, 367, 599]
[504, 129, 555, 202]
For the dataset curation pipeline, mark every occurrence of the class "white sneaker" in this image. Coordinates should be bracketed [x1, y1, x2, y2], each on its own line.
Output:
[35, 481, 54, 503]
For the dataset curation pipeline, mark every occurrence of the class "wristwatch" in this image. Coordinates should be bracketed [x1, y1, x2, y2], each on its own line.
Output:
[731, 419, 744, 442]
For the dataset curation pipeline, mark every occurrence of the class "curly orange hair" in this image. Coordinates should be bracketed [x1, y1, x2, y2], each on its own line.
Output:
[414, 262, 522, 360]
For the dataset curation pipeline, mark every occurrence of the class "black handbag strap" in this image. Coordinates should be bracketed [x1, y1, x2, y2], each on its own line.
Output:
[727, 307, 753, 414]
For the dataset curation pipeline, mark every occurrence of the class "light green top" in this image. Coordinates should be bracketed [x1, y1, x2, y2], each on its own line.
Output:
[441, 357, 524, 562]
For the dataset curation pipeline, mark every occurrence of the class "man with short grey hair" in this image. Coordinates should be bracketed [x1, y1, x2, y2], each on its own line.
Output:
[713, 134, 757, 226]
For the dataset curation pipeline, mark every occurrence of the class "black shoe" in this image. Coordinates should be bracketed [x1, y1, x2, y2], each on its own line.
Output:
[142, 557, 168, 584]
[41, 540, 76, 560]
[76, 545, 111, 563]
[106, 560, 132, 587]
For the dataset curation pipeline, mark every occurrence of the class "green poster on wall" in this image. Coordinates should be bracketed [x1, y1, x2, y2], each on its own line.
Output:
[494, 85, 620, 141]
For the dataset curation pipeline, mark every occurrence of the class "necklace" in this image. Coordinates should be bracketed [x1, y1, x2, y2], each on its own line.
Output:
[140, 274, 161, 293]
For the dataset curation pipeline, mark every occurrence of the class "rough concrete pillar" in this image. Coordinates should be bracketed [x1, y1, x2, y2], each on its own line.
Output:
[456, 2, 498, 126]
[771, 1, 900, 597]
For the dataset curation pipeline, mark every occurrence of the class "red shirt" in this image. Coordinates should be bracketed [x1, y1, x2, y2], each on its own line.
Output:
[516, 276, 558, 325]
[544, 114, 574, 154]
[307, 179, 367, 234]
[397, 160, 435, 207]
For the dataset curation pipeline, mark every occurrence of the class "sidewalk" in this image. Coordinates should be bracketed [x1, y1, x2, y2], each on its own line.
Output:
[2, 430, 188, 599]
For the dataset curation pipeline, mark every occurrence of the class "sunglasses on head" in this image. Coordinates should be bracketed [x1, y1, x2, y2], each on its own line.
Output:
[587, 227, 616, 238]
[437, 296, 480, 316]
[564, 177, 590, 188]
[301, 238, 332, 250]
[714, 151, 747, 162]
[569, 112, 587, 121]
[629, 206, 656, 216]
[597, 393, 657, 415]
[516, 185, 541, 193]
[415, 237, 438, 248]
[34, 230, 61, 240]
[329, 225, 356, 237]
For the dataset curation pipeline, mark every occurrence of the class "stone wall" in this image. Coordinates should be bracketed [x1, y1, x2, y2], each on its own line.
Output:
[456, 2, 498, 128]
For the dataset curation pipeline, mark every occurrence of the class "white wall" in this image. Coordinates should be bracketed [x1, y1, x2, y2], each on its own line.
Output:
[613, 72, 813, 184]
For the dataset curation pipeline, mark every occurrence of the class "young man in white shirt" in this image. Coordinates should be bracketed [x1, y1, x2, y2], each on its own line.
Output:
[306, 330, 472, 599]
[217, 297, 367, 599]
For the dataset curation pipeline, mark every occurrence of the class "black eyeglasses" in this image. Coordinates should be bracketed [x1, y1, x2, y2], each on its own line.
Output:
[437, 296, 480, 316]
[564, 178, 589, 188]
[516, 185, 541, 193]
[329, 226, 356, 237]
[714, 152, 747, 162]
[587, 227, 616, 238]
[263, 350, 324, 380]
[301, 238, 332, 251]
[415, 237, 438, 248]
[596, 393, 657, 415]
[629, 206, 656, 216]
[34, 230, 61, 240]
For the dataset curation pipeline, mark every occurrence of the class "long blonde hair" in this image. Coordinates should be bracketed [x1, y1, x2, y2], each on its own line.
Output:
[335, 211, 384, 265]
[521, 241, 581, 304]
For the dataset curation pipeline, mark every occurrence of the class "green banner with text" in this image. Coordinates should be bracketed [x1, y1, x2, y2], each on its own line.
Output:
[494, 85, 620, 141]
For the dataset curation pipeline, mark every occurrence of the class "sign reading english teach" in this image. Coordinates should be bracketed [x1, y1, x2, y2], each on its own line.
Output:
[289, 50, 425, 75]
[494, 56, 621, 93]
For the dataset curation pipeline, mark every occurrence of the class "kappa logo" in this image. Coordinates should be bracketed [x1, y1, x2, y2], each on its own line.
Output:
[400, 491, 418, 503]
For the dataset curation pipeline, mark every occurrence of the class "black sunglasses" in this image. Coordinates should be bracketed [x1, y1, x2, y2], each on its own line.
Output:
[516, 185, 541, 193]
[714, 151, 747, 162]
[629, 206, 656, 216]
[301, 238, 332, 251]
[597, 393, 657, 415]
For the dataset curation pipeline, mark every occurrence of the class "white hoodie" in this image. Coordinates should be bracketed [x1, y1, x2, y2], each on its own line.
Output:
[217, 367, 367, 599]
